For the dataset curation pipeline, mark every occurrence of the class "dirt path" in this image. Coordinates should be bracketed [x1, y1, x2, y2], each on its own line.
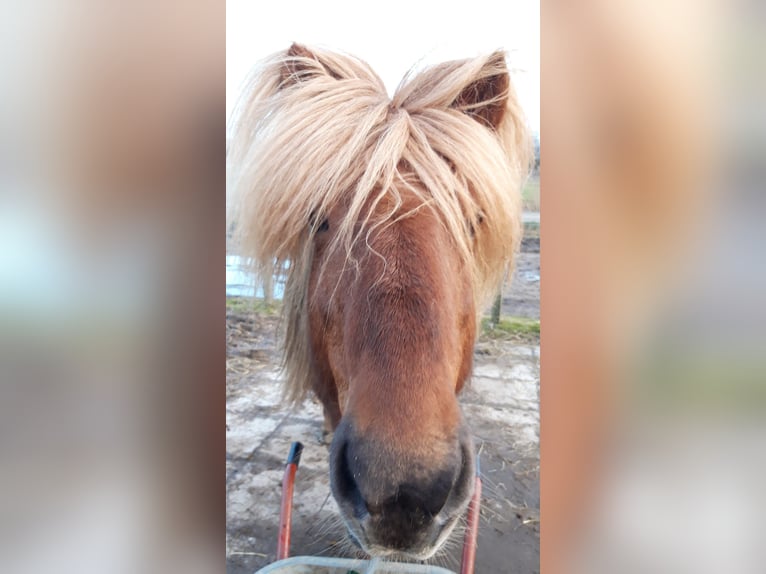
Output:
[226, 307, 540, 573]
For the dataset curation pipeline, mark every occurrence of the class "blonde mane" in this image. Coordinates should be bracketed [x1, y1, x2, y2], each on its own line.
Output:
[228, 45, 530, 403]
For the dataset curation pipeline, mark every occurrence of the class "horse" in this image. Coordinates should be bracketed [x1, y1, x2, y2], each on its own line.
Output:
[228, 43, 529, 560]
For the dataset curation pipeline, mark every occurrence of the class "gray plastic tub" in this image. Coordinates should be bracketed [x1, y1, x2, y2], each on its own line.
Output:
[255, 556, 456, 574]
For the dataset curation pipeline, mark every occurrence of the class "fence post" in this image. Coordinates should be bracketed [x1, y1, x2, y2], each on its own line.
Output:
[490, 289, 502, 327]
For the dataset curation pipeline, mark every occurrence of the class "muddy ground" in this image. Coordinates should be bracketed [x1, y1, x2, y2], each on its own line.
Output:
[504, 248, 540, 320]
[226, 251, 540, 574]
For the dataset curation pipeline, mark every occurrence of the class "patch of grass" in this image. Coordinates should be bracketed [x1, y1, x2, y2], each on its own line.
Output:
[226, 296, 281, 315]
[481, 316, 540, 341]
[522, 178, 540, 212]
[523, 221, 540, 239]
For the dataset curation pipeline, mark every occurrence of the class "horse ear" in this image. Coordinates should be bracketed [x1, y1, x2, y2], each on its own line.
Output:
[450, 51, 510, 131]
[279, 43, 341, 87]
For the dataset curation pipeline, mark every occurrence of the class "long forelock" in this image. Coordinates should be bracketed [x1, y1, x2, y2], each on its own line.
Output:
[228, 47, 528, 403]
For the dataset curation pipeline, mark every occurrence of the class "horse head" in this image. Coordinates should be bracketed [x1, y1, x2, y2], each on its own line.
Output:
[229, 43, 529, 559]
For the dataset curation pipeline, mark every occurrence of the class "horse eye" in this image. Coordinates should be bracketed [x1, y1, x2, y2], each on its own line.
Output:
[469, 214, 484, 238]
[309, 210, 330, 233]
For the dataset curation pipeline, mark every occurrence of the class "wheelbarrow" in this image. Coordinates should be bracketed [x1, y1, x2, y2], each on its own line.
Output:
[256, 442, 482, 574]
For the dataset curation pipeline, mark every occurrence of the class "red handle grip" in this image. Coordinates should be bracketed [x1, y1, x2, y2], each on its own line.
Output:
[460, 475, 482, 574]
[276, 442, 303, 561]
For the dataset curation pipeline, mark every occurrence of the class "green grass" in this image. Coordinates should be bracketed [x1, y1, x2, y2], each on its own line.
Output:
[225, 296, 281, 315]
[481, 316, 540, 340]
[523, 220, 540, 238]
[522, 177, 540, 212]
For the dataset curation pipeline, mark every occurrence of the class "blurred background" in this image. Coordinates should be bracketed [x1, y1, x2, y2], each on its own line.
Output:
[0, 2, 223, 573]
[542, 1, 766, 573]
[0, 1, 764, 573]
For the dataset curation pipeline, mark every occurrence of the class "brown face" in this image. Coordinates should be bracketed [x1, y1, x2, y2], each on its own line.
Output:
[307, 191, 478, 559]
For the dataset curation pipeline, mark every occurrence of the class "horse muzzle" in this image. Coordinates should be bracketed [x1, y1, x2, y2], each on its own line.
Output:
[329, 418, 476, 559]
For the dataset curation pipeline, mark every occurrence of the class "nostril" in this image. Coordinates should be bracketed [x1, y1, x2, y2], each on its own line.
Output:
[396, 467, 454, 518]
[335, 440, 368, 520]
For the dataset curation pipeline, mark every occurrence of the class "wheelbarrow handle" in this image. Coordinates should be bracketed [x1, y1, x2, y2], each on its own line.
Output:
[276, 441, 303, 561]
[460, 458, 482, 574]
